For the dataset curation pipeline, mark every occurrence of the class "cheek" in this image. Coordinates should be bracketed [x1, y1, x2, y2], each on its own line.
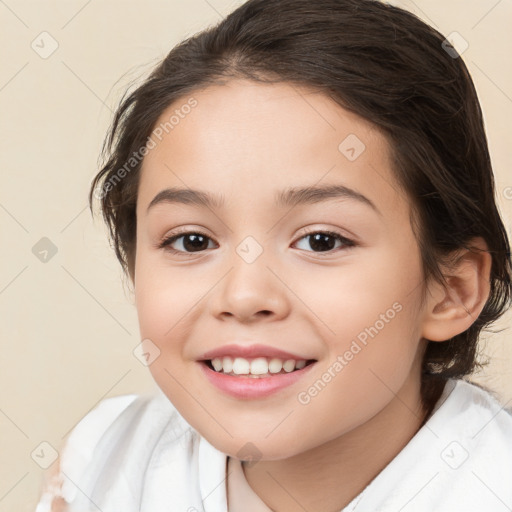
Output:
[134, 255, 198, 355]
[296, 243, 422, 343]
[133, 261, 203, 407]
[134, 238, 208, 324]
[294, 246, 423, 401]
[291, 304, 421, 454]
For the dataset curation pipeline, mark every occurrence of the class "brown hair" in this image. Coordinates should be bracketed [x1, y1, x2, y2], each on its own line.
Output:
[89, 0, 512, 413]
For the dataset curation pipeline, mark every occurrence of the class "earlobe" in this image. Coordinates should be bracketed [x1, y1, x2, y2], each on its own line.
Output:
[420, 237, 492, 342]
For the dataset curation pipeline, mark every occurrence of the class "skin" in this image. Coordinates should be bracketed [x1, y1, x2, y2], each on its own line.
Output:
[133, 79, 491, 511]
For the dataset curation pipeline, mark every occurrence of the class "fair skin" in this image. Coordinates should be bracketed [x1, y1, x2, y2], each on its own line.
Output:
[133, 79, 491, 511]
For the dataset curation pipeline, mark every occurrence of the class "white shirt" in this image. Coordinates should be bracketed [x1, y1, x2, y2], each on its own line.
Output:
[35, 378, 512, 512]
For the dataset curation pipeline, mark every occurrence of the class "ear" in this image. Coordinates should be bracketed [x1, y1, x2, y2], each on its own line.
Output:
[420, 237, 492, 342]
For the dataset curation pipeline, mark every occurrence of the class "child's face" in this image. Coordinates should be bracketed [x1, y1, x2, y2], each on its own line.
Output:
[134, 79, 429, 460]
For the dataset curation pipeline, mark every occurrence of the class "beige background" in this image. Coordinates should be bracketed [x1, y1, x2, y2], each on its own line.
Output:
[0, 0, 511, 510]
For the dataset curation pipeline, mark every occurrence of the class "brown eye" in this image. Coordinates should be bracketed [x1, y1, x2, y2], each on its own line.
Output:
[293, 230, 355, 253]
[159, 232, 216, 254]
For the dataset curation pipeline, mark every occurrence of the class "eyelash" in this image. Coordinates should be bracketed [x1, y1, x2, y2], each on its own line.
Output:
[157, 228, 357, 256]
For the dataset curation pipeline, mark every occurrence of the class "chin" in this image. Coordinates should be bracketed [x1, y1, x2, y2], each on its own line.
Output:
[206, 431, 310, 462]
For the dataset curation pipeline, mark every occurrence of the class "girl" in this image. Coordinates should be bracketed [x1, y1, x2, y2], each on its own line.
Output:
[35, 0, 512, 510]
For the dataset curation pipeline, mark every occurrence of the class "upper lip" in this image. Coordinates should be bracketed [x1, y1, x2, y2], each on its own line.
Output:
[199, 344, 315, 361]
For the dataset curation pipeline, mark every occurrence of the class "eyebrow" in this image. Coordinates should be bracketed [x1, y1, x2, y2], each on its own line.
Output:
[146, 184, 380, 215]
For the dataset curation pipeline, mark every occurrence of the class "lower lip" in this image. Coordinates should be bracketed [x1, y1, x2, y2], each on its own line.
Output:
[198, 361, 316, 399]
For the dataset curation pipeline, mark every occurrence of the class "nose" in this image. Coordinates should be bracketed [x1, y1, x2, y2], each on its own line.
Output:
[209, 251, 291, 324]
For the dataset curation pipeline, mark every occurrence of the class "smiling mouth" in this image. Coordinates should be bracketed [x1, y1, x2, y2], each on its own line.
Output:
[201, 357, 317, 378]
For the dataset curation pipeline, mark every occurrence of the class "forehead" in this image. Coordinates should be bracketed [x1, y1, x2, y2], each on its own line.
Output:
[138, 79, 405, 218]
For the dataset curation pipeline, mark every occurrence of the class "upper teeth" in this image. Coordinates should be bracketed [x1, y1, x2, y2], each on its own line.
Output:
[211, 356, 307, 375]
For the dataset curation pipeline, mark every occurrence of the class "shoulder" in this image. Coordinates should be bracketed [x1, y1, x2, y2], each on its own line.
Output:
[453, 378, 512, 429]
[432, 378, 512, 507]
[65, 393, 141, 451]
[434, 378, 512, 448]
[35, 393, 139, 511]
[35, 388, 194, 511]
[353, 379, 512, 511]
